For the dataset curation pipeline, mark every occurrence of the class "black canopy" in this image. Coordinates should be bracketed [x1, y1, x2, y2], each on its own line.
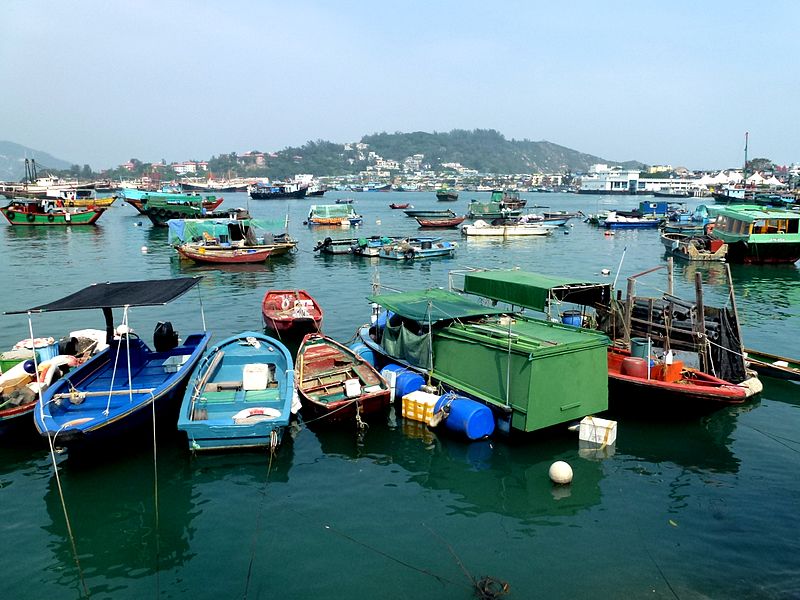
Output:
[5, 277, 201, 314]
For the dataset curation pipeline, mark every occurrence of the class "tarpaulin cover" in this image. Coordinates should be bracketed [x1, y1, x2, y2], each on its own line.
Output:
[368, 288, 505, 323]
[6, 278, 201, 314]
[463, 270, 611, 313]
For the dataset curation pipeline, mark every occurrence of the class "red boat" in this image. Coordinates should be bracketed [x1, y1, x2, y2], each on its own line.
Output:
[389, 203, 412, 209]
[415, 215, 466, 228]
[176, 243, 274, 264]
[295, 333, 390, 424]
[607, 347, 755, 414]
[261, 289, 323, 336]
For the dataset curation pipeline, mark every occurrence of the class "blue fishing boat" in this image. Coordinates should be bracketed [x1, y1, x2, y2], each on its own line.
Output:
[19, 278, 211, 451]
[177, 332, 296, 451]
[377, 237, 457, 260]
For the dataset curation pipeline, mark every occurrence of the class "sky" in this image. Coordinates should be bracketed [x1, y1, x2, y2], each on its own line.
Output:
[2, 0, 798, 171]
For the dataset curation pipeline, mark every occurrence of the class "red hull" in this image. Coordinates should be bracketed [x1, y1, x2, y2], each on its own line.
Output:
[261, 290, 323, 335]
[415, 216, 466, 228]
[296, 333, 390, 425]
[176, 245, 272, 264]
[389, 203, 411, 209]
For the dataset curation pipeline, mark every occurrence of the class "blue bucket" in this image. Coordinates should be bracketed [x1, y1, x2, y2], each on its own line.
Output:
[349, 342, 375, 366]
[434, 394, 495, 440]
[36, 342, 59, 362]
[380, 363, 425, 399]
[561, 310, 583, 327]
[630, 337, 650, 359]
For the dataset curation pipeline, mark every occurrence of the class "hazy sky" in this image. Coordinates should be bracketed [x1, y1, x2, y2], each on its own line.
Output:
[3, 0, 798, 171]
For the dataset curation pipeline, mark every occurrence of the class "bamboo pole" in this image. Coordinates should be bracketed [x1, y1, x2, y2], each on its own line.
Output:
[694, 272, 708, 372]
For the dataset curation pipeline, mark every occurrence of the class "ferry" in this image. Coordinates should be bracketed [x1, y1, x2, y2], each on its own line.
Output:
[708, 205, 800, 264]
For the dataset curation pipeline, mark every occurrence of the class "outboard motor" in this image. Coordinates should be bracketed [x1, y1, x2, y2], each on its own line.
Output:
[153, 321, 179, 352]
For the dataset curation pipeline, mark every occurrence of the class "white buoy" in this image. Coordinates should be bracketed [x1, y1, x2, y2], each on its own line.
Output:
[549, 460, 573, 484]
[376, 219, 381, 225]
[600, 268, 611, 276]
[141, 246, 148, 253]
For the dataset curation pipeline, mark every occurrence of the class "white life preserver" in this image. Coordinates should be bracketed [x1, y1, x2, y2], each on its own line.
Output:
[281, 296, 291, 310]
[232, 407, 281, 424]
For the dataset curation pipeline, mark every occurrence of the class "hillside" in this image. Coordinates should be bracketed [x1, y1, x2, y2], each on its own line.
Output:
[0, 141, 73, 181]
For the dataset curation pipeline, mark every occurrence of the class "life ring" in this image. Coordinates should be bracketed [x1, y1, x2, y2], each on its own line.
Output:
[403, 248, 415, 260]
[232, 407, 281, 423]
[281, 296, 291, 310]
[7, 211, 15, 220]
[67, 201, 75, 207]
[47, 214, 55, 222]
[26, 213, 36, 222]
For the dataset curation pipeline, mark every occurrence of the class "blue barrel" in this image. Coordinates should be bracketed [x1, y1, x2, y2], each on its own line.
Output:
[376, 310, 394, 329]
[630, 337, 649, 359]
[380, 363, 425, 399]
[561, 310, 583, 327]
[348, 342, 375, 366]
[433, 394, 495, 440]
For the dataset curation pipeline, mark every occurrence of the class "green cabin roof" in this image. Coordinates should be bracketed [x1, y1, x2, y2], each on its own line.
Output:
[462, 270, 611, 312]
[711, 204, 800, 223]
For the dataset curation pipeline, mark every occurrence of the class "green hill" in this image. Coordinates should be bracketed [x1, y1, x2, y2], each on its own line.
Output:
[0, 141, 73, 181]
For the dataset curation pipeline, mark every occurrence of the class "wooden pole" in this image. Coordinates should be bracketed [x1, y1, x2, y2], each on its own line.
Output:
[624, 277, 635, 346]
[667, 256, 674, 296]
[694, 272, 708, 373]
[725, 262, 747, 371]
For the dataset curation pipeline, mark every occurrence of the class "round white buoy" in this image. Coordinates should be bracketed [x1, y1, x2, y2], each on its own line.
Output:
[376, 219, 381, 225]
[549, 460, 573, 484]
[141, 246, 148, 253]
[600, 268, 611, 276]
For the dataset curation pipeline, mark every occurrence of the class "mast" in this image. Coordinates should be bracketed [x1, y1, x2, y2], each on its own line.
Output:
[743, 131, 749, 185]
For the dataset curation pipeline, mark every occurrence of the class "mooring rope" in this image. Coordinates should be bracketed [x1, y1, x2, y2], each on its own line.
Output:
[242, 438, 277, 600]
[150, 391, 161, 598]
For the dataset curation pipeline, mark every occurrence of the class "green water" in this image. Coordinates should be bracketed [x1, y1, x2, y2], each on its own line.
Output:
[1, 192, 799, 599]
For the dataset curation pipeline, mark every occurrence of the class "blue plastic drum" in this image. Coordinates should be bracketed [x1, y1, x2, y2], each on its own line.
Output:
[380, 363, 425, 399]
[433, 394, 495, 440]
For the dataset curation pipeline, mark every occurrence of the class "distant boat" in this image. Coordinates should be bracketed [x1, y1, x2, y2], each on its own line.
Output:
[335, 197, 355, 204]
[295, 333, 390, 424]
[660, 232, 727, 262]
[603, 212, 663, 229]
[313, 236, 357, 255]
[389, 203, 411, 209]
[307, 204, 362, 226]
[467, 200, 522, 219]
[1, 198, 106, 226]
[435, 189, 459, 201]
[653, 187, 691, 198]
[415, 215, 466, 228]
[377, 237, 457, 260]
[461, 219, 551, 237]
[177, 331, 296, 451]
[403, 208, 456, 218]
[27, 278, 211, 452]
[248, 182, 308, 200]
[261, 289, 323, 337]
[708, 204, 800, 264]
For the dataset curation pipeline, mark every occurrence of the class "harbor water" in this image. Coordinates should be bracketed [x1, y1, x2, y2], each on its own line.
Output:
[1, 191, 799, 598]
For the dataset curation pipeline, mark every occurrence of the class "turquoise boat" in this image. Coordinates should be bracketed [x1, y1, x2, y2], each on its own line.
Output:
[178, 331, 296, 451]
[377, 237, 457, 260]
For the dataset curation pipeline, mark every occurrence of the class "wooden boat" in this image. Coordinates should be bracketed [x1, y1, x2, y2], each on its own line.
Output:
[415, 215, 466, 228]
[313, 236, 356, 255]
[248, 182, 308, 200]
[389, 203, 411, 209]
[295, 333, 390, 424]
[403, 209, 456, 218]
[377, 238, 457, 260]
[466, 200, 522, 219]
[124, 191, 223, 215]
[660, 232, 728, 261]
[24, 278, 211, 451]
[176, 244, 275, 264]
[1, 198, 106, 226]
[461, 219, 551, 237]
[603, 212, 663, 229]
[744, 348, 800, 381]
[177, 331, 296, 451]
[351, 236, 407, 257]
[709, 205, 800, 264]
[435, 189, 459, 201]
[261, 290, 323, 336]
[169, 217, 296, 263]
[607, 347, 755, 413]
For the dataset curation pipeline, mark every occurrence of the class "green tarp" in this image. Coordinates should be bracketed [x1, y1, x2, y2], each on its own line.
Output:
[309, 204, 357, 219]
[463, 270, 611, 312]
[368, 289, 506, 323]
[167, 218, 285, 244]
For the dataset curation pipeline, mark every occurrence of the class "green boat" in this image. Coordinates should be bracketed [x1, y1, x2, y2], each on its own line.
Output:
[1, 199, 106, 226]
[143, 193, 245, 227]
[708, 204, 800, 264]
[362, 274, 610, 434]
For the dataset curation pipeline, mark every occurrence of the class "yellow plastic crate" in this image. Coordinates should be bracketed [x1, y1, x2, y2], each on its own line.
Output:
[401, 419, 436, 444]
[401, 390, 440, 425]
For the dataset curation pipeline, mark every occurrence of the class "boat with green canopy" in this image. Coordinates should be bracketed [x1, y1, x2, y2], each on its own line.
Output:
[360, 281, 610, 434]
[708, 204, 800, 264]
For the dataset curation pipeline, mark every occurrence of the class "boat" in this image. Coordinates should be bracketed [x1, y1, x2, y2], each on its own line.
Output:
[21, 278, 212, 451]
[47, 189, 117, 208]
[403, 209, 456, 218]
[306, 183, 326, 197]
[1, 198, 106, 226]
[0, 159, 95, 199]
[743, 348, 800, 381]
[360, 279, 610, 434]
[351, 236, 407, 257]
[168, 217, 296, 264]
[313, 236, 357, 255]
[708, 205, 800, 264]
[307, 204, 363, 226]
[660, 232, 727, 261]
[180, 179, 249, 193]
[415, 215, 466, 228]
[261, 290, 323, 337]
[177, 331, 296, 451]
[121, 189, 224, 215]
[466, 200, 522, 220]
[602, 211, 663, 229]
[141, 193, 236, 226]
[542, 211, 582, 220]
[295, 333, 390, 424]
[489, 190, 526, 210]
[335, 198, 355, 204]
[461, 219, 551, 237]
[389, 203, 412, 209]
[248, 182, 308, 200]
[377, 238, 457, 260]
[435, 189, 459, 201]
[653, 187, 691, 198]
[607, 346, 753, 413]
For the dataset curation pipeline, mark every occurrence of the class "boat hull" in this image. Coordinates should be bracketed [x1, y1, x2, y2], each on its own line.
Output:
[261, 290, 323, 336]
[1, 206, 106, 226]
[176, 244, 273, 264]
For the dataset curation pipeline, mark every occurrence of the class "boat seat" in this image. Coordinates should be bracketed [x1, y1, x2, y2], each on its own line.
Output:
[205, 380, 242, 392]
[244, 389, 282, 403]
[201, 391, 239, 404]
